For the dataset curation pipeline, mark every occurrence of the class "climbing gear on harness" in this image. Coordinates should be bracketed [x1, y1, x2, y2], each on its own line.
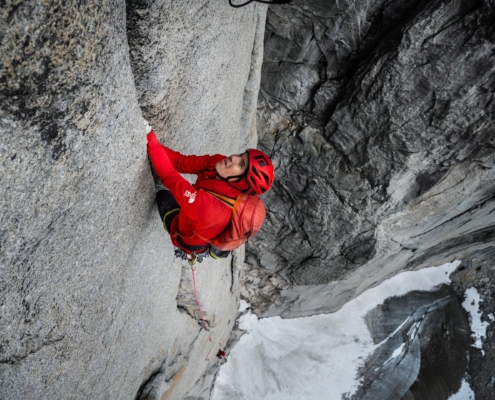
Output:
[176, 236, 209, 254]
[188, 254, 198, 266]
[229, 0, 293, 8]
[198, 189, 266, 251]
[174, 248, 209, 263]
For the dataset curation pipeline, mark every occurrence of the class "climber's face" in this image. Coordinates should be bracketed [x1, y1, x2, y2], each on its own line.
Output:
[215, 152, 249, 180]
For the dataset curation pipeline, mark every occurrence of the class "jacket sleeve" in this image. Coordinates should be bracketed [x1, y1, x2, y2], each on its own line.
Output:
[146, 131, 217, 222]
[158, 139, 224, 175]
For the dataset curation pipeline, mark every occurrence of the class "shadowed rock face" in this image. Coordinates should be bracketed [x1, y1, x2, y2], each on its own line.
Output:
[240, 0, 495, 398]
[353, 285, 471, 400]
[246, 0, 495, 297]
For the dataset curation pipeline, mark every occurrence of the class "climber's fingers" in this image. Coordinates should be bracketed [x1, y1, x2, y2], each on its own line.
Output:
[143, 118, 152, 134]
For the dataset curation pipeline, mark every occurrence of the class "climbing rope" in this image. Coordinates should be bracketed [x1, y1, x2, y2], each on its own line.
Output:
[189, 259, 210, 336]
[189, 256, 213, 351]
[229, 0, 293, 8]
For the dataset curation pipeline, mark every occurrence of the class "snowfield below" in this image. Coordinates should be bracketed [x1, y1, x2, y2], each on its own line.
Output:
[212, 260, 482, 400]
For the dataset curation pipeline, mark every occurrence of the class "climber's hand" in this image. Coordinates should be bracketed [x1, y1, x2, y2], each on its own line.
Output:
[143, 118, 152, 134]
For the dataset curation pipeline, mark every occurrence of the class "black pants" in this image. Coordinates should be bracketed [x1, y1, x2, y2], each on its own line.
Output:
[156, 190, 180, 233]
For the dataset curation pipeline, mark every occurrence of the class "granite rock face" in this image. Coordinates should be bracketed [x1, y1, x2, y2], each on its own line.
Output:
[127, 0, 266, 153]
[0, 1, 265, 399]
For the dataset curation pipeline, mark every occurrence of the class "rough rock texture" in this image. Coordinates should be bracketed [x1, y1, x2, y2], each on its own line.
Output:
[246, 0, 495, 314]
[239, 0, 495, 398]
[0, 1, 266, 399]
[450, 255, 495, 400]
[127, 0, 265, 153]
[253, 151, 495, 398]
[353, 285, 471, 400]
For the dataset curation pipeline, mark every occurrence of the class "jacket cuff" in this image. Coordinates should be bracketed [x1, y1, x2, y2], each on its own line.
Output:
[146, 131, 160, 148]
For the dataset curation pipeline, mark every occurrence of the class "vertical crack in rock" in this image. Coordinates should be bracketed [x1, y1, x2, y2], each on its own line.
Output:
[135, 349, 187, 400]
[176, 263, 211, 327]
[239, 4, 269, 148]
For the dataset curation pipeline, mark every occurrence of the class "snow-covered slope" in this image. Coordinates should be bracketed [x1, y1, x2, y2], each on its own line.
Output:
[214, 261, 486, 400]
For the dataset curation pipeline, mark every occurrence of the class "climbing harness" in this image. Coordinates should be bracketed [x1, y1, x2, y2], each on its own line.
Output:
[229, 0, 293, 8]
[174, 248, 208, 263]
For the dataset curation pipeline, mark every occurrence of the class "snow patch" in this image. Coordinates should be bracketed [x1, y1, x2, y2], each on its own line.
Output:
[462, 287, 489, 355]
[389, 343, 406, 360]
[239, 300, 251, 313]
[212, 261, 461, 400]
[447, 378, 475, 400]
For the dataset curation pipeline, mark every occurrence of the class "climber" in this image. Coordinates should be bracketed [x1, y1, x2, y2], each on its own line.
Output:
[216, 349, 227, 360]
[145, 120, 274, 261]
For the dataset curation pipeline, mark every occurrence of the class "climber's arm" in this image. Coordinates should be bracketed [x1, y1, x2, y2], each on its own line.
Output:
[142, 120, 224, 174]
[162, 146, 224, 175]
[146, 132, 213, 221]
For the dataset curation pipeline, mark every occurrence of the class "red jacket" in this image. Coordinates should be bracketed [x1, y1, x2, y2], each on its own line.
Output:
[147, 131, 244, 251]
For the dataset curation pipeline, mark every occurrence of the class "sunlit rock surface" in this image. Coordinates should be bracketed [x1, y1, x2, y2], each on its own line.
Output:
[0, 1, 265, 399]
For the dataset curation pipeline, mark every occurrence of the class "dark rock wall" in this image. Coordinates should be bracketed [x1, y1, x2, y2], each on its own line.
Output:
[246, 0, 495, 291]
[241, 0, 495, 398]
[356, 285, 470, 400]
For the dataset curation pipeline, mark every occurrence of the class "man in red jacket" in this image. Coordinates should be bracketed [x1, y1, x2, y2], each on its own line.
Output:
[145, 120, 274, 261]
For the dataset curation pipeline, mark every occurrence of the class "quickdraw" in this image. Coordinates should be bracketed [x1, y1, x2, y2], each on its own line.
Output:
[174, 248, 208, 263]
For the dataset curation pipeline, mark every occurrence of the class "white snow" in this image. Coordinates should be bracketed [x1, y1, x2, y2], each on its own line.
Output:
[447, 379, 475, 400]
[389, 342, 406, 359]
[462, 287, 489, 355]
[212, 261, 461, 400]
[238, 299, 251, 313]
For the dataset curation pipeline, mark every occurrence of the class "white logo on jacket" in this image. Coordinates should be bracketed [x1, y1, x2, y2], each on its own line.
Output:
[184, 190, 196, 203]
